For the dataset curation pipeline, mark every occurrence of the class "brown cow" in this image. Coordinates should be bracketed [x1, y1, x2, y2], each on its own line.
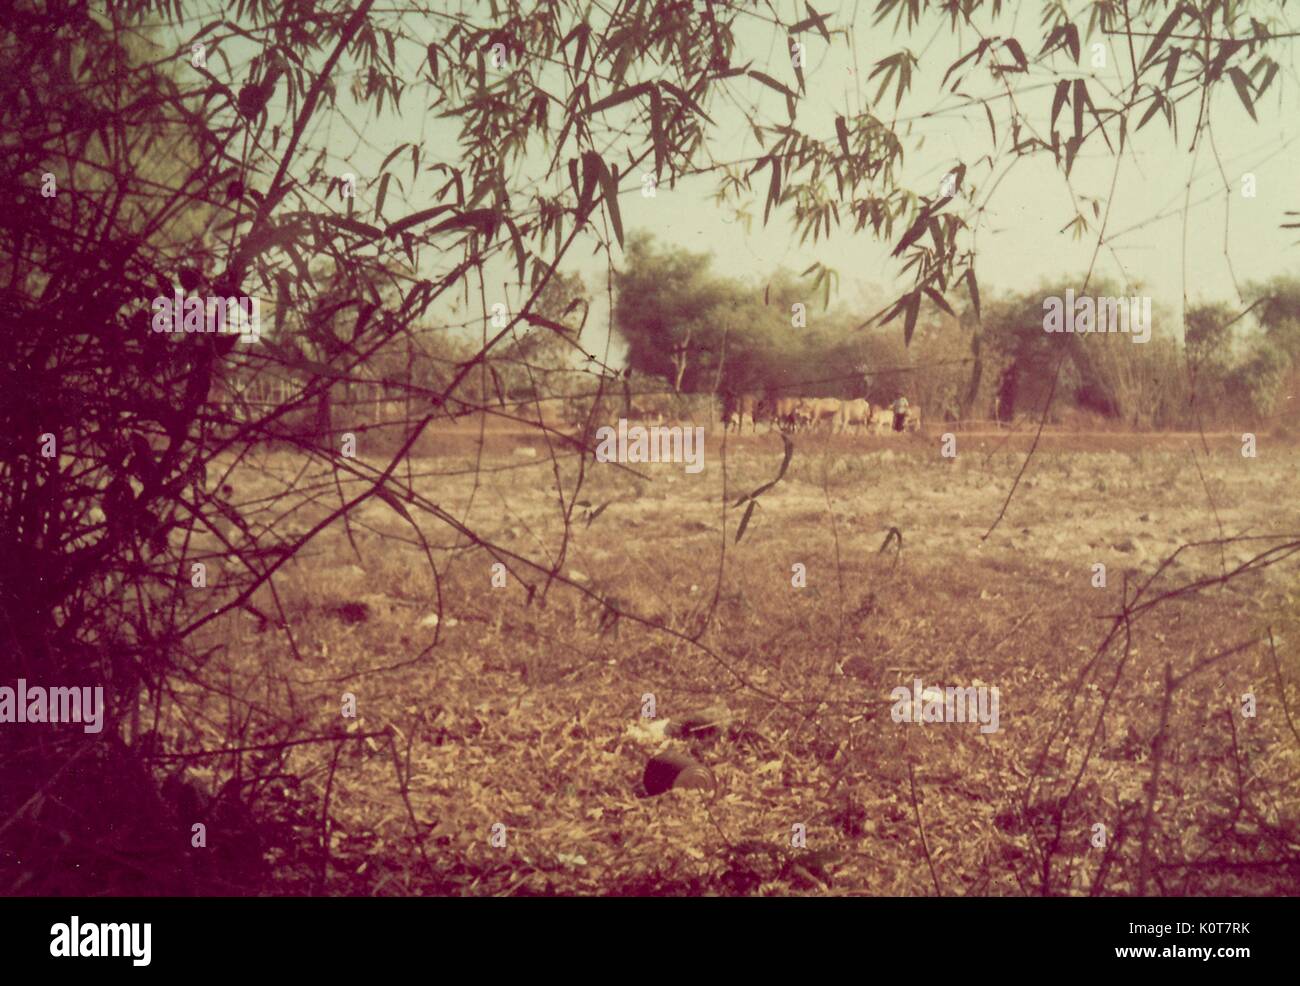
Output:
[721, 392, 760, 433]
[772, 396, 802, 432]
[755, 395, 806, 432]
[754, 393, 785, 432]
[788, 398, 813, 431]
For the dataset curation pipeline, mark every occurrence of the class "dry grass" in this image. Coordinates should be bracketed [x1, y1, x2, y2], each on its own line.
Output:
[167, 426, 1300, 895]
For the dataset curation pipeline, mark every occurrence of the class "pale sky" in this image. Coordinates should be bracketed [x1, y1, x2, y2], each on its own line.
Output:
[167, 2, 1300, 362]
[557, 4, 1300, 353]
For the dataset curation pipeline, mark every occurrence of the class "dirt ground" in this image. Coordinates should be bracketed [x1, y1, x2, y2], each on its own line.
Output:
[177, 423, 1300, 895]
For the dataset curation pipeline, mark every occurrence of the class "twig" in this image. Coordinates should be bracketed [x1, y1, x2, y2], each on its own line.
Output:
[386, 727, 434, 879]
[982, 351, 1065, 540]
[1267, 628, 1300, 748]
[907, 760, 943, 896]
[1136, 661, 1175, 896]
[316, 739, 344, 894]
[143, 729, 390, 761]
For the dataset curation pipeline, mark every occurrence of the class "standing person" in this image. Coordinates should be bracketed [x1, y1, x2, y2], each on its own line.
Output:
[891, 395, 910, 432]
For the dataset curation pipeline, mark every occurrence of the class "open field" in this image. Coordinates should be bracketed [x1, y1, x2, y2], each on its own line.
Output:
[166, 425, 1300, 895]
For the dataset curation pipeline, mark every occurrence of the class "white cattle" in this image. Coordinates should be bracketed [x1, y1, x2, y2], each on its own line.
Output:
[836, 398, 872, 434]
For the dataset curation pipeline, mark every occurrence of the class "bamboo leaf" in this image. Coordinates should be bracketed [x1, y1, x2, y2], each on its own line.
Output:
[328, 214, 383, 239]
[941, 44, 980, 90]
[764, 155, 781, 226]
[1163, 47, 1182, 89]
[735, 434, 795, 505]
[1038, 25, 1064, 59]
[597, 158, 624, 247]
[1141, 5, 1185, 70]
[835, 115, 851, 158]
[788, 2, 832, 43]
[374, 172, 391, 222]
[1002, 38, 1028, 72]
[735, 500, 757, 544]
[1256, 59, 1279, 98]
[891, 210, 929, 257]
[1072, 78, 1085, 143]
[1050, 79, 1070, 135]
[1227, 67, 1257, 122]
[379, 142, 409, 174]
[1064, 24, 1080, 64]
[749, 70, 798, 100]
[660, 80, 714, 124]
[1206, 38, 1245, 84]
[586, 81, 652, 115]
[924, 286, 955, 317]
[903, 290, 921, 346]
[425, 208, 501, 240]
[1136, 91, 1165, 132]
[965, 267, 981, 321]
[374, 486, 413, 523]
[504, 215, 527, 283]
[383, 205, 453, 238]
[649, 87, 665, 179]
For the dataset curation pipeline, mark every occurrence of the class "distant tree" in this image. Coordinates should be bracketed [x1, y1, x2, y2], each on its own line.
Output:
[1227, 339, 1290, 423]
[1248, 277, 1300, 361]
[1185, 285, 1300, 426]
[612, 234, 746, 393]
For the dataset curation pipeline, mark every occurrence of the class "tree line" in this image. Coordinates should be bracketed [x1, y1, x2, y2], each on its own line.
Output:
[607, 233, 1300, 431]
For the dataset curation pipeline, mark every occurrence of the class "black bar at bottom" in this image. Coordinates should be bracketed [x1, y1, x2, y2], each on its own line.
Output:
[0, 895, 1288, 975]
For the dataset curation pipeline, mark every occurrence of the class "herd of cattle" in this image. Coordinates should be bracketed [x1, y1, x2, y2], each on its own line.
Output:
[721, 394, 921, 435]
